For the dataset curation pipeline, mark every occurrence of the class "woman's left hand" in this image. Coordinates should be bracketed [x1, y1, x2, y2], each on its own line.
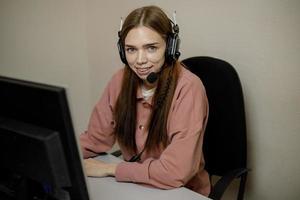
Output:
[83, 158, 117, 177]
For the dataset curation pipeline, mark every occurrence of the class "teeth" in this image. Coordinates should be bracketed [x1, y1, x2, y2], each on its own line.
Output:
[137, 67, 150, 72]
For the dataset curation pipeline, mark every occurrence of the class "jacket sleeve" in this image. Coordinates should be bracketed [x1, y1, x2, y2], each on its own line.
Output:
[115, 76, 208, 189]
[80, 72, 121, 158]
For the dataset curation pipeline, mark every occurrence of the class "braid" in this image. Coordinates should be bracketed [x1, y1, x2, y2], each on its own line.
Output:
[144, 62, 179, 151]
[155, 69, 173, 110]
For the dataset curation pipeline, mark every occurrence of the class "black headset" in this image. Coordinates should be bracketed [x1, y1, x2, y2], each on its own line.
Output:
[117, 19, 181, 65]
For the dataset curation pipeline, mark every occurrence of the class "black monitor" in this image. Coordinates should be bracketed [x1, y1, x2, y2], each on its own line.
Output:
[0, 76, 89, 200]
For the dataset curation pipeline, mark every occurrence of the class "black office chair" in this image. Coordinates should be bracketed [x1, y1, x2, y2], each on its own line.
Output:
[182, 56, 249, 200]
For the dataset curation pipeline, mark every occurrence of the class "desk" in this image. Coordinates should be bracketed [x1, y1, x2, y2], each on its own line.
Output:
[87, 154, 211, 200]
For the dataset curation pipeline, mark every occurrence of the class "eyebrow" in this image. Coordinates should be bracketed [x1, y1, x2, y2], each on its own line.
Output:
[125, 42, 160, 48]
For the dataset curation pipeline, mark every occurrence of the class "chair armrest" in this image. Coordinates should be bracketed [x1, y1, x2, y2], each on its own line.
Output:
[209, 168, 250, 200]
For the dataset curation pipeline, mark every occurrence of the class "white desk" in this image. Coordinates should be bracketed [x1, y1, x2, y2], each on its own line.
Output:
[87, 154, 211, 200]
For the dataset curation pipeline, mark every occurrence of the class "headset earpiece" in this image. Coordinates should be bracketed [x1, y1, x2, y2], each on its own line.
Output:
[165, 23, 181, 64]
[117, 32, 127, 64]
[117, 18, 128, 65]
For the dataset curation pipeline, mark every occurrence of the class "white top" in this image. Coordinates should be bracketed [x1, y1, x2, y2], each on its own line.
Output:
[141, 85, 156, 100]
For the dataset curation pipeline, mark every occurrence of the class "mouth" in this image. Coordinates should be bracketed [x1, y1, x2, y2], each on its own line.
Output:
[136, 66, 152, 76]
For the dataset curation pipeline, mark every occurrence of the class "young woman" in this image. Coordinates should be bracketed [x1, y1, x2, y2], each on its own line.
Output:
[80, 5, 210, 196]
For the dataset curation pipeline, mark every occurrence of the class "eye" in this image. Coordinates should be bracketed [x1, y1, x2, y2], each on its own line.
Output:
[126, 47, 136, 53]
[147, 46, 157, 52]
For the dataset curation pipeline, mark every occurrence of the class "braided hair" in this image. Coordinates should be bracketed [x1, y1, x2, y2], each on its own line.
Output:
[114, 6, 180, 154]
[144, 62, 180, 151]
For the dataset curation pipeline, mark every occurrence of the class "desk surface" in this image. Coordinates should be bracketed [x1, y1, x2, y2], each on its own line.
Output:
[86, 154, 211, 200]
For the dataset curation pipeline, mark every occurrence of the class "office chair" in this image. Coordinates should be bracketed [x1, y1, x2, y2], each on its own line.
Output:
[182, 56, 249, 200]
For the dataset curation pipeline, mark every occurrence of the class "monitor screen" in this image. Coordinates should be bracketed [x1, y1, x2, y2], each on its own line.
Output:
[0, 76, 89, 200]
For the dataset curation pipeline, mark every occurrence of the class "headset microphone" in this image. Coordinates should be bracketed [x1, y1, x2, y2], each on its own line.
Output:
[146, 72, 158, 84]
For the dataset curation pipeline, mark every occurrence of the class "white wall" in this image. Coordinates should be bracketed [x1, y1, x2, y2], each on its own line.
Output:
[0, 0, 299, 199]
[0, 0, 91, 133]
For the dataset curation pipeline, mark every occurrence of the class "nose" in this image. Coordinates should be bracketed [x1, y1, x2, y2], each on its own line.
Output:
[136, 50, 147, 65]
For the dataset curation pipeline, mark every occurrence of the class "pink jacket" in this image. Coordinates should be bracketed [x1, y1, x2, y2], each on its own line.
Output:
[80, 64, 211, 196]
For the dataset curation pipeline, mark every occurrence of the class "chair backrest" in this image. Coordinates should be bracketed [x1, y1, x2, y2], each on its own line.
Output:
[182, 56, 247, 176]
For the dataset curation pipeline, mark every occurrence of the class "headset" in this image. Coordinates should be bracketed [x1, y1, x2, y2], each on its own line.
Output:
[117, 11, 181, 65]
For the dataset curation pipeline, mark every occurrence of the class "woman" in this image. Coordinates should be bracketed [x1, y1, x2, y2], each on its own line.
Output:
[80, 5, 210, 196]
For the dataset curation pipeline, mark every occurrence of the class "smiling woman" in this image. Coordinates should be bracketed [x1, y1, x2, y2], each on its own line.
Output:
[79, 5, 211, 197]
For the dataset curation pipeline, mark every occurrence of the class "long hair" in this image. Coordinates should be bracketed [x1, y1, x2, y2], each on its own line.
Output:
[114, 6, 180, 154]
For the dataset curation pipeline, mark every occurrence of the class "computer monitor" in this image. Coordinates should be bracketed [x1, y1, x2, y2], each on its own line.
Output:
[0, 76, 89, 200]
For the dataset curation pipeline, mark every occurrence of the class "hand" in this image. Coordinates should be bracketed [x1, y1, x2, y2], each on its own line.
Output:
[83, 158, 117, 177]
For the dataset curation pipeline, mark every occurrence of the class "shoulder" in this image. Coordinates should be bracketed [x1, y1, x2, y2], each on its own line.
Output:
[100, 67, 125, 105]
[105, 68, 125, 91]
[175, 63, 206, 97]
[108, 68, 125, 85]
